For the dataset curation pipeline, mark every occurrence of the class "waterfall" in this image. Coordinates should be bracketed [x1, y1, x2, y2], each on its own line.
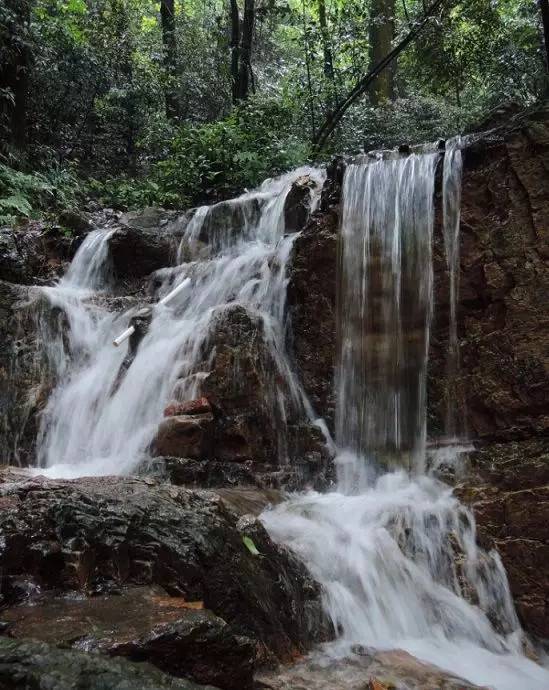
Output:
[443, 137, 464, 440]
[336, 153, 437, 482]
[262, 150, 549, 690]
[35, 168, 325, 478]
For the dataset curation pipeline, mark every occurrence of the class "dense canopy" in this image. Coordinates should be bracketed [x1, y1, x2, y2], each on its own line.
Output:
[1, 0, 548, 217]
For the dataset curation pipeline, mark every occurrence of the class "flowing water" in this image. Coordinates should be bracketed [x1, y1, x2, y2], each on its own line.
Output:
[21, 148, 549, 688]
[35, 167, 325, 477]
[261, 150, 549, 690]
[442, 136, 464, 440]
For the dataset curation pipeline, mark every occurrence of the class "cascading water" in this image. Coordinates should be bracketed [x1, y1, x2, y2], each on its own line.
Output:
[262, 149, 549, 690]
[336, 153, 437, 481]
[35, 168, 325, 478]
[443, 136, 464, 440]
[22, 145, 549, 688]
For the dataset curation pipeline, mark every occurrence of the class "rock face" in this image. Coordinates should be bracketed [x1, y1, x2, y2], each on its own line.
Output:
[0, 282, 51, 466]
[456, 438, 549, 638]
[287, 206, 338, 428]
[287, 105, 549, 637]
[429, 107, 549, 442]
[157, 304, 333, 489]
[0, 471, 328, 664]
[0, 637, 215, 690]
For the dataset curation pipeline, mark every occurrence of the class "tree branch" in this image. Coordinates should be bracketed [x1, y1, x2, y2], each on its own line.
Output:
[312, 0, 446, 153]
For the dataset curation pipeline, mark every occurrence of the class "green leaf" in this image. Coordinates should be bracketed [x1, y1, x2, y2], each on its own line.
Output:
[242, 535, 260, 556]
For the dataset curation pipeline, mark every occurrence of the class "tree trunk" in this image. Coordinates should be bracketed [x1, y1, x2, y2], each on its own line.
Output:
[230, 0, 240, 103]
[0, 0, 32, 154]
[318, 0, 334, 80]
[235, 0, 255, 101]
[368, 0, 395, 104]
[539, 0, 549, 76]
[312, 0, 445, 153]
[160, 0, 179, 119]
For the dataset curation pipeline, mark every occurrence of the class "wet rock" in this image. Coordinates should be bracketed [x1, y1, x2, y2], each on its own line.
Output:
[257, 648, 484, 689]
[145, 456, 259, 488]
[0, 471, 328, 661]
[429, 103, 549, 442]
[199, 305, 333, 487]
[283, 175, 316, 233]
[58, 209, 93, 235]
[456, 438, 549, 638]
[165, 397, 212, 417]
[109, 212, 178, 280]
[287, 202, 338, 429]
[119, 207, 179, 231]
[196, 198, 261, 251]
[0, 282, 52, 466]
[2, 586, 254, 690]
[154, 413, 215, 459]
[0, 223, 71, 285]
[0, 637, 215, 690]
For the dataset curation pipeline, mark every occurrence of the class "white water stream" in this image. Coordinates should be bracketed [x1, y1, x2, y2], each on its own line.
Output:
[26, 149, 549, 689]
[262, 151, 549, 690]
[35, 167, 325, 477]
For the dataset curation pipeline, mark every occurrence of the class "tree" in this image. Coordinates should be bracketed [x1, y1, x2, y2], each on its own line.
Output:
[160, 0, 179, 119]
[369, 0, 395, 104]
[317, 0, 334, 81]
[312, 0, 446, 153]
[230, 0, 255, 103]
[540, 0, 549, 76]
[0, 0, 33, 155]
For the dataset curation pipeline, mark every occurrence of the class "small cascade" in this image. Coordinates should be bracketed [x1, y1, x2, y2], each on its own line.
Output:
[262, 149, 549, 690]
[35, 168, 326, 477]
[442, 136, 464, 440]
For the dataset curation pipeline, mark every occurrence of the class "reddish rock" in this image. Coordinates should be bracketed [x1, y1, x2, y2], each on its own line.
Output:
[0, 471, 329, 662]
[164, 397, 212, 417]
[154, 413, 214, 459]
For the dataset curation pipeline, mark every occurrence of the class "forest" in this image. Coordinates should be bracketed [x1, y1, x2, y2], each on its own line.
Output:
[1, 0, 548, 221]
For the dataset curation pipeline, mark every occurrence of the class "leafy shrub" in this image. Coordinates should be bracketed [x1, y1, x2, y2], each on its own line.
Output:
[94, 96, 311, 210]
[0, 163, 82, 225]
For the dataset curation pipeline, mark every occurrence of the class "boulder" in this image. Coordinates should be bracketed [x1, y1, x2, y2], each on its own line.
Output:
[58, 209, 93, 235]
[0, 223, 72, 285]
[2, 586, 254, 690]
[0, 471, 328, 662]
[283, 175, 316, 233]
[154, 413, 215, 459]
[0, 637, 215, 690]
[109, 211, 178, 280]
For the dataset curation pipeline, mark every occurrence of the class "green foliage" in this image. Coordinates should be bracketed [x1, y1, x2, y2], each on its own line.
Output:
[93, 96, 310, 209]
[0, 163, 82, 225]
[2, 0, 547, 214]
[242, 535, 261, 556]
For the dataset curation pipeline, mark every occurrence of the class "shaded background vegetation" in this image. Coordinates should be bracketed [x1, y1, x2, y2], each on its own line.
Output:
[1, 0, 548, 220]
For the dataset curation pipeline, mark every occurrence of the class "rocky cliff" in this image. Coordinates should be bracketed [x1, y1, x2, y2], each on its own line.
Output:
[288, 104, 549, 638]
